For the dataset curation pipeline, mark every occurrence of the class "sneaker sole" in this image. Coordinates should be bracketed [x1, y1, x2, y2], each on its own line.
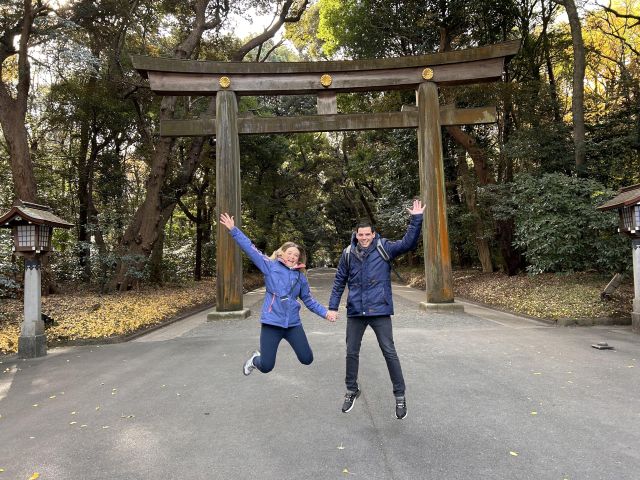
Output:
[395, 412, 407, 420]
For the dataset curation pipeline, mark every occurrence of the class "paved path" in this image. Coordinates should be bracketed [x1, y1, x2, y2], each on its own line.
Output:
[1, 268, 639, 479]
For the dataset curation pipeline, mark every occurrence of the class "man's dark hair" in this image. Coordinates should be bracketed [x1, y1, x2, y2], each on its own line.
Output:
[355, 220, 375, 232]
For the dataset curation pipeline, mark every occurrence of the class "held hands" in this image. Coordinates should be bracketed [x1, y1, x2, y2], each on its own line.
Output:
[326, 310, 338, 323]
[407, 199, 425, 215]
[219, 212, 235, 230]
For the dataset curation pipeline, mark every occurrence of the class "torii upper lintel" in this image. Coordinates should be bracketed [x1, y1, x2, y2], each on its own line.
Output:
[131, 40, 520, 96]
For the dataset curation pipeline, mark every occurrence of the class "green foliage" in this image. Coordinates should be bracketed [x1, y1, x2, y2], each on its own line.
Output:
[0, 231, 19, 298]
[485, 173, 631, 274]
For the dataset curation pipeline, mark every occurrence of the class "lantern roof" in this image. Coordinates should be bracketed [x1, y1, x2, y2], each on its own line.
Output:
[597, 184, 640, 211]
[0, 200, 73, 229]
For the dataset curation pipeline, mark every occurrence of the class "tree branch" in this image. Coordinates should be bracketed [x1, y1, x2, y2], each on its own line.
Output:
[177, 199, 198, 223]
[260, 39, 284, 62]
[231, 0, 309, 61]
[600, 2, 640, 26]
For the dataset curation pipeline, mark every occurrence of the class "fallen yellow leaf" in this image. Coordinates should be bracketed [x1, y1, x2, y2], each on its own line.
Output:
[29, 474, 40, 480]
[509, 451, 519, 456]
[530, 411, 538, 415]
[342, 468, 349, 474]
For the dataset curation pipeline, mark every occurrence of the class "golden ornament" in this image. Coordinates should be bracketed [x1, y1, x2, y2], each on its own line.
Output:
[421, 68, 434, 80]
[320, 74, 332, 87]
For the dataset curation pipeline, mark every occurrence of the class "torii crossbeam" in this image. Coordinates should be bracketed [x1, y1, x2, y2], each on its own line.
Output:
[132, 40, 520, 318]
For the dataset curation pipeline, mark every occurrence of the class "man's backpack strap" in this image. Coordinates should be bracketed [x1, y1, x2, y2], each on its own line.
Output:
[377, 239, 405, 284]
[342, 245, 351, 269]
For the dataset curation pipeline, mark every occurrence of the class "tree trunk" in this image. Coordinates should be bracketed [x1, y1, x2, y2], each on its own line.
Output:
[559, 0, 586, 172]
[195, 197, 203, 281]
[542, 0, 561, 122]
[0, 114, 37, 202]
[496, 66, 524, 275]
[445, 126, 493, 185]
[0, 0, 37, 202]
[148, 226, 165, 285]
[457, 151, 493, 273]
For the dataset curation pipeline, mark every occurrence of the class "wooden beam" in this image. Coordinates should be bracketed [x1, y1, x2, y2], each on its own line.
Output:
[146, 58, 506, 95]
[439, 105, 496, 125]
[131, 40, 520, 76]
[158, 107, 497, 136]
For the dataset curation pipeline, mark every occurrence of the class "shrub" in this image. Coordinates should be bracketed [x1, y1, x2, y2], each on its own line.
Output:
[485, 173, 630, 274]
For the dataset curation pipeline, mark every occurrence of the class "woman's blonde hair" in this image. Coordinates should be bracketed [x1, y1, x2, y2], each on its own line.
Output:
[270, 241, 306, 272]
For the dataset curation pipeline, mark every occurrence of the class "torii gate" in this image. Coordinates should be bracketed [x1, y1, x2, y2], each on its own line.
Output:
[132, 40, 520, 319]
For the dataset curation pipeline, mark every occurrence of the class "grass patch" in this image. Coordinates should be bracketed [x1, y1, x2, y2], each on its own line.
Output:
[0, 274, 263, 355]
[402, 268, 633, 321]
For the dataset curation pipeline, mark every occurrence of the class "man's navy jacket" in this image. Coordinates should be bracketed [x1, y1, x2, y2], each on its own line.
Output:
[329, 214, 423, 317]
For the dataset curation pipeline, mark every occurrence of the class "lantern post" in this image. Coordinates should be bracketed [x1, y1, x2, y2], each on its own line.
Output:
[598, 184, 640, 333]
[0, 200, 73, 358]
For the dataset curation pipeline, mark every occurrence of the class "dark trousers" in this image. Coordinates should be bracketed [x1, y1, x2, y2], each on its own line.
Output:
[346, 315, 405, 396]
[254, 323, 313, 373]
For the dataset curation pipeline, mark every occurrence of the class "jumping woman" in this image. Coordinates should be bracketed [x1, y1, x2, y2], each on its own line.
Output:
[219, 212, 337, 376]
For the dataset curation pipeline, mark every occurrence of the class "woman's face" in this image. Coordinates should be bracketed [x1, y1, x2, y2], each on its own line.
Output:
[282, 247, 301, 267]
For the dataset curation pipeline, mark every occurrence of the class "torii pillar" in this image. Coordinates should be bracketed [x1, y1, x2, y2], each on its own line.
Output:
[208, 91, 250, 319]
[417, 82, 461, 311]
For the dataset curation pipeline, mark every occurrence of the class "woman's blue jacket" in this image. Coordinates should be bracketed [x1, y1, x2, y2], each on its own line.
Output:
[329, 214, 423, 317]
[229, 227, 328, 328]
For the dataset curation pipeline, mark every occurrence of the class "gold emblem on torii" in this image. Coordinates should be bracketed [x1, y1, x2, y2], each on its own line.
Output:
[219, 76, 231, 88]
[320, 74, 332, 87]
[422, 68, 434, 80]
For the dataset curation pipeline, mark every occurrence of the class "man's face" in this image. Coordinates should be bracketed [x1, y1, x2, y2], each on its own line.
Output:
[356, 227, 374, 248]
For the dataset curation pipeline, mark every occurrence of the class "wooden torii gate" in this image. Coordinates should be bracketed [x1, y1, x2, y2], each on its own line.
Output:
[132, 40, 520, 318]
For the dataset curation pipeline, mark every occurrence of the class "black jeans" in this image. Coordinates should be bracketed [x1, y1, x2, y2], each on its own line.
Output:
[345, 315, 405, 396]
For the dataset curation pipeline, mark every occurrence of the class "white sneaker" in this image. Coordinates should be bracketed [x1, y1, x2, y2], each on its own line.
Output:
[243, 350, 260, 376]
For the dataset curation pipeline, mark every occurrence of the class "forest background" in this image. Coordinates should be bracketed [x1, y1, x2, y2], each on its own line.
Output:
[0, 0, 639, 353]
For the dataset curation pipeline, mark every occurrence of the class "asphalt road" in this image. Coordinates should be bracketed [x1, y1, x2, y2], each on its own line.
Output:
[1, 267, 639, 479]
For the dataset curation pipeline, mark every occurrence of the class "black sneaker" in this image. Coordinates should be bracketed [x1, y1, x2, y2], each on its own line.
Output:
[243, 350, 260, 376]
[342, 389, 361, 413]
[395, 396, 407, 419]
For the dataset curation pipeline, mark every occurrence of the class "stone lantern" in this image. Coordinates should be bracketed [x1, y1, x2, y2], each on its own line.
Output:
[597, 184, 640, 333]
[0, 200, 73, 358]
